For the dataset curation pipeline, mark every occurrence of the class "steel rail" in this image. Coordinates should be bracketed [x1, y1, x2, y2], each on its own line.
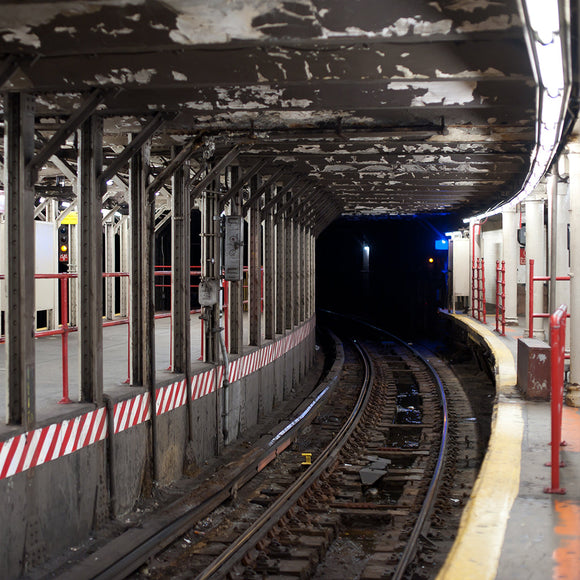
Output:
[63, 330, 343, 580]
[195, 339, 374, 580]
[321, 311, 449, 580]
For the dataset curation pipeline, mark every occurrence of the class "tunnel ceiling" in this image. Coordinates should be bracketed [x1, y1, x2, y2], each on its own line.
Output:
[0, 0, 537, 221]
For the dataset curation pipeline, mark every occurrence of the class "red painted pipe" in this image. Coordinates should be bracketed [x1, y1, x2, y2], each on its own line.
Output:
[544, 305, 568, 495]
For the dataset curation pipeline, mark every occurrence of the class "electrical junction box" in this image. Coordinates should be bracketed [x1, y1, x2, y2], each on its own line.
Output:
[224, 215, 244, 281]
[198, 279, 219, 306]
[517, 338, 551, 400]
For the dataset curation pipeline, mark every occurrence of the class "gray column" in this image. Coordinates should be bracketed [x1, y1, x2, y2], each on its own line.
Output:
[129, 143, 152, 387]
[502, 207, 519, 324]
[263, 186, 275, 340]
[4, 93, 35, 426]
[171, 148, 191, 374]
[248, 176, 262, 347]
[525, 189, 546, 338]
[309, 231, 315, 318]
[299, 225, 305, 322]
[566, 144, 580, 406]
[304, 229, 311, 319]
[142, 150, 156, 394]
[293, 220, 300, 326]
[554, 177, 570, 316]
[275, 209, 286, 335]
[78, 115, 103, 404]
[228, 167, 244, 354]
[201, 188, 220, 362]
[285, 218, 294, 330]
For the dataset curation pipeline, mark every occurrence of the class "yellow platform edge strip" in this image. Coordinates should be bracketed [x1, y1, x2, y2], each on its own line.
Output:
[437, 314, 523, 580]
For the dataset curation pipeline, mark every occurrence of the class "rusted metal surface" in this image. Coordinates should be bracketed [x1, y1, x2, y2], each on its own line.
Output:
[0, 1, 537, 223]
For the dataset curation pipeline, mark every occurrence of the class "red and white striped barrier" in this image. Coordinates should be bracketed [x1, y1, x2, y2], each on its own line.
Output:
[0, 408, 107, 480]
[113, 392, 151, 434]
[156, 379, 187, 416]
[0, 319, 314, 481]
[191, 368, 218, 401]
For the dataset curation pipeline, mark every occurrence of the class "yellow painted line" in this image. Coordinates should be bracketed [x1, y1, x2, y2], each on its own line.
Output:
[437, 314, 524, 580]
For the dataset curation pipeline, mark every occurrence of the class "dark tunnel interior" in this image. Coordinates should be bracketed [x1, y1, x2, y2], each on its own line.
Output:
[316, 216, 461, 340]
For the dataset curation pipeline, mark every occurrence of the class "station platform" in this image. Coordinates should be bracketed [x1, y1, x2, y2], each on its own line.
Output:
[438, 311, 580, 580]
[0, 313, 249, 436]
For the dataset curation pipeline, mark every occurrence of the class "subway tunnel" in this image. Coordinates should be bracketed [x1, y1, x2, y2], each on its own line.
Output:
[0, 1, 579, 578]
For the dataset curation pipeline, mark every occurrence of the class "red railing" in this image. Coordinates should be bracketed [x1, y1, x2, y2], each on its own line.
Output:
[154, 266, 203, 365]
[0, 272, 130, 402]
[495, 260, 506, 336]
[544, 305, 568, 495]
[472, 257, 486, 323]
[528, 259, 570, 342]
[1, 267, 206, 403]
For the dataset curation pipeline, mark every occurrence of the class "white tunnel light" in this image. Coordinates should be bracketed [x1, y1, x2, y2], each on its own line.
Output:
[464, 0, 567, 223]
[526, 0, 560, 45]
[536, 37, 564, 97]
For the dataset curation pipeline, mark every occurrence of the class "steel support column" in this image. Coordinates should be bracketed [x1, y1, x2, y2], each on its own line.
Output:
[4, 92, 35, 426]
[228, 167, 244, 354]
[293, 219, 300, 327]
[248, 176, 262, 347]
[310, 230, 316, 317]
[78, 116, 104, 403]
[300, 224, 306, 323]
[171, 147, 191, 375]
[201, 187, 220, 363]
[275, 199, 286, 335]
[129, 143, 153, 387]
[263, 185, 275, 340]
[286, 217, 295, 330]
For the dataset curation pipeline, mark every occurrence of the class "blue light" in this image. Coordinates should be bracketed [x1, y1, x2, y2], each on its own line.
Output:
[435, 239, 448, 251]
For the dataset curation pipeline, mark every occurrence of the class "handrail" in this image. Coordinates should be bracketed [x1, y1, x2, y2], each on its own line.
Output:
[495, 260, 506, 336]
[472, 258, 486, 323]
[528, 258, 570, 341]
[0, 269, 204, 402]
[544, 305, 568, 495]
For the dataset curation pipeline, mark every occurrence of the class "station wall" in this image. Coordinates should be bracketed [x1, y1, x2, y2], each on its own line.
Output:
[0, 317, 316, 579]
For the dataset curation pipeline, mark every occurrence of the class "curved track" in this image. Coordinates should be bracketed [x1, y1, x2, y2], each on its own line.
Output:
[195, 339, 374, 579]
[59, 317, 453, 580]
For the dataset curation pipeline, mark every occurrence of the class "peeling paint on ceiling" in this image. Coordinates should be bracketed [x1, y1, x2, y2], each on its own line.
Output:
[0, 0, 539, 222]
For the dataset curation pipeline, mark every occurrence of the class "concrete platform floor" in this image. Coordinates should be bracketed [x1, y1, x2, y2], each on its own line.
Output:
[0, 313, 254, 436]
[440, 311, 580, 580]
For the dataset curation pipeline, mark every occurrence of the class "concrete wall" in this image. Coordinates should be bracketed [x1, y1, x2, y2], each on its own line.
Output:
[0, 317, 316, 579]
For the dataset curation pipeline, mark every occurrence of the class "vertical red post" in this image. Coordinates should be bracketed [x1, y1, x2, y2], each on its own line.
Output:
[496, 260, 500, 333]
[223, 280, 229, 351]
[544, 305, 567, 494]
[124, 317, 131, 384]
[501, 261, 506, 335]
[199, 318, 204, 361]
[481, 258, 486, 324]
[58, 276, 71, 404]
[529, 259, 535, 339]
[472, 256, 476, 317]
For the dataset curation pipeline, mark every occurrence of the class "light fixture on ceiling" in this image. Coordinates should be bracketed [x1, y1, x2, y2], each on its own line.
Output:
[465, 0, 569, 224]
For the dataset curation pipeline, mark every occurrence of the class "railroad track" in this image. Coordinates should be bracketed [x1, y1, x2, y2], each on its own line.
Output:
[58, 317, 470, 580]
